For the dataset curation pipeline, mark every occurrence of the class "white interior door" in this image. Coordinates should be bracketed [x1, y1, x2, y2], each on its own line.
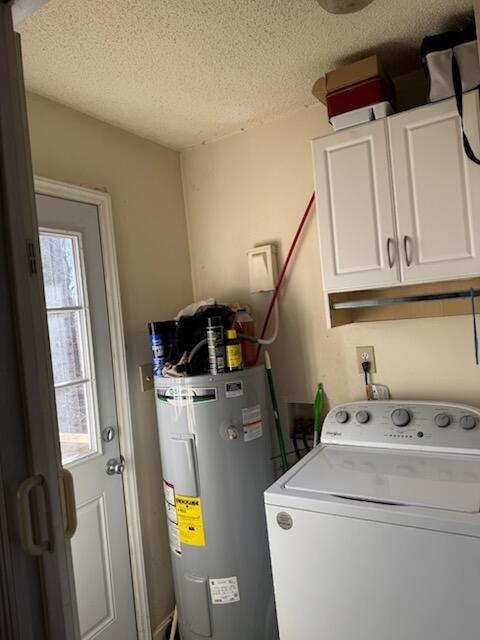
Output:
[388, 92, 480, 284]
[312, 119, 400, 292]
[36, 193, 137, 640]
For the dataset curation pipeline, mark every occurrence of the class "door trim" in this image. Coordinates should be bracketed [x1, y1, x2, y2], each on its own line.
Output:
[34, 176, 151, 640]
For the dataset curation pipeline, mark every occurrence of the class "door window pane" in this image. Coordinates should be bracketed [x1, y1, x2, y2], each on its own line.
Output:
[40, 230, 98, 465]
[55, 384, 92, 460]
[40, 234, 79, 307]
[48, 311, 85, 385]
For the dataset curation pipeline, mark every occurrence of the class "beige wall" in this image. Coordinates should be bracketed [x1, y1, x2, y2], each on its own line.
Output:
[181, 102, 480, 457]
[27, 92, 192, 631]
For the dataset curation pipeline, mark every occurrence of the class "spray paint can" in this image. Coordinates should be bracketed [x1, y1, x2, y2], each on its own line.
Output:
[206, 316, 226, 375]
[148, 321, 176, 377]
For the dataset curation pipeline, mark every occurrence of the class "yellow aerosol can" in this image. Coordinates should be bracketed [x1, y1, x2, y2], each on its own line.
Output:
[225, 329, 243, 372]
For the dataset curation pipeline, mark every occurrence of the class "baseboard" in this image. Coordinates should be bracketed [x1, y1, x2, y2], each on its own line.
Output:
[152, 611, 174, 640]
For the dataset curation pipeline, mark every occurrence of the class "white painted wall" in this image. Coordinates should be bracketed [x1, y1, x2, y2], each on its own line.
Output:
[181, 102, 480, 456]
[26, 92, 192, 631]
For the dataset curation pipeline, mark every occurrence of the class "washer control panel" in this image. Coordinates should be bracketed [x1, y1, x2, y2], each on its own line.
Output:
[322, 401, 480, 453]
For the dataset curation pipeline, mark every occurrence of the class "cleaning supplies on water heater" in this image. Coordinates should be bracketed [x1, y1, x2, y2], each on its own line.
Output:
[176, 304, 234, 375]
[148, 304, 235, 378]
[225, 329, 243, 371]
[150, 300, 279, 378]
[148, 321, 176, 377]
[233, 307, 256, 367]
[207, 316, 226, 374]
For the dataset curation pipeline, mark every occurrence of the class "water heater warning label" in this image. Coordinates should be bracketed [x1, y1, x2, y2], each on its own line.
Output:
[175, 495, 206, 547]
[242, 404, 263, 441]
[209, 576, 240, 605]
[163, 481, 181, 556]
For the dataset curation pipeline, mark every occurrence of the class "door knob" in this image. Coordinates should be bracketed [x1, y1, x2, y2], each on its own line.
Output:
[106, 456, 125, 475]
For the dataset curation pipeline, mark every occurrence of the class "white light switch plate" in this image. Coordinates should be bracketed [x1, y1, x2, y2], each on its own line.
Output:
[139, 363, 154, 392]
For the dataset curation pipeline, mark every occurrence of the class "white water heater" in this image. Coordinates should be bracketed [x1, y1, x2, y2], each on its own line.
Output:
[154, 365, 278, 640]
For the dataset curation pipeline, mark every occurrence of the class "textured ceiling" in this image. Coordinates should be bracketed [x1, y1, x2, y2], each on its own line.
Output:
[18, 0, 472, 149]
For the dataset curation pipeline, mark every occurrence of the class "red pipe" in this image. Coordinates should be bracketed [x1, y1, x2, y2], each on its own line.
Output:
[254, 192, 316, 364]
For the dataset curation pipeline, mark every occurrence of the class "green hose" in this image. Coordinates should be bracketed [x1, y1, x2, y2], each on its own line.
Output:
[313, 383, 324, 447]
[264, 351, 289, 474]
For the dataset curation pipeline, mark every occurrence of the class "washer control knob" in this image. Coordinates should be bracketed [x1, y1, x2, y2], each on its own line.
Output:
[460, 415, 477, 430]
[434, 413, 451, 428]
[391, 408, 411, 427]
[356, 410, 370, 424]
[335, 410, 349, 424]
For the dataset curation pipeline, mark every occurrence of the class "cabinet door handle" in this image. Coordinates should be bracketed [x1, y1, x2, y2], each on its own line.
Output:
[386, 238, 395, 268]
[16, 475, 49, 556]
[403, 235, 413, 267]
[60, 469, 77, 540]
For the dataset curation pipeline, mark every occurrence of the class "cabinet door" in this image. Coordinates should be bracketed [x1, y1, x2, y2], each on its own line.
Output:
[389, 92, 480, 284]
[313, 120, 399, 292]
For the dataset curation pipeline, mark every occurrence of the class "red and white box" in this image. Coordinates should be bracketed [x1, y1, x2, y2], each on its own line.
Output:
[326, 76, 395, 120]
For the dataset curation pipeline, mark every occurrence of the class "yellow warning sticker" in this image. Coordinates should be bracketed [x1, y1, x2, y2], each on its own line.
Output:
[175, 495, 206, 547]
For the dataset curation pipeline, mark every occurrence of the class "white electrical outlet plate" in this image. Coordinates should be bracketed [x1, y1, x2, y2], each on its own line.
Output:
[139, 363, 154, 392]
[356, 346, 376, 374]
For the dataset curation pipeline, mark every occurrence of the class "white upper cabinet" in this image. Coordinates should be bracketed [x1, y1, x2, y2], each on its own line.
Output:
[388, 92, 480, 284]
[313, 120, 399, 292]
[313, 91, 480, 293]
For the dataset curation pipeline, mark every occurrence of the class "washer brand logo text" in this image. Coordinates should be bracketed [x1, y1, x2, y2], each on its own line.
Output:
[325, 431, 342, 437]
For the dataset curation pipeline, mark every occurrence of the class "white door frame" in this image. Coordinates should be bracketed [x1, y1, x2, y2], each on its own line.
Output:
[34, 176, 151, 640]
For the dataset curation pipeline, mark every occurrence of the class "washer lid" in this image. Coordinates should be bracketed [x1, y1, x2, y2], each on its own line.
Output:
[284, 446, 480, 513]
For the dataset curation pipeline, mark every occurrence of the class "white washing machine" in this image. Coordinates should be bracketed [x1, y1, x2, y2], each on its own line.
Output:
[265, 400, 480, 640]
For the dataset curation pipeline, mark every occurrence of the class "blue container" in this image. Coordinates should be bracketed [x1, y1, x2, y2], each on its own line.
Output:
[148, 321, 176, 377]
